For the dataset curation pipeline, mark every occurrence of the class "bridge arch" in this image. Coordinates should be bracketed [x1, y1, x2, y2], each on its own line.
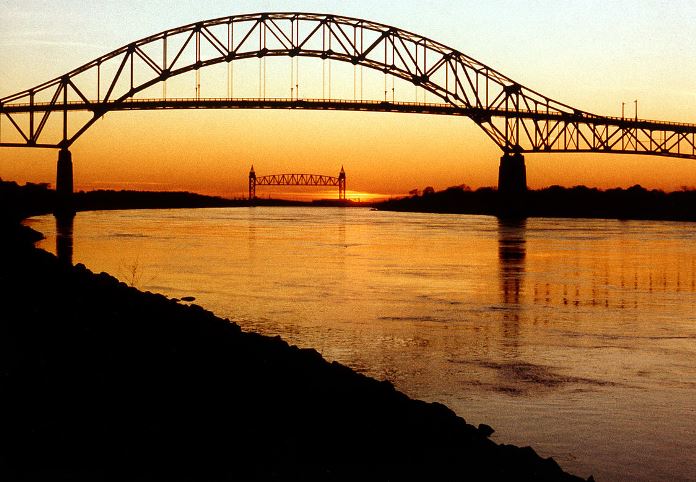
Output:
[2, 12, 536, 150]
[1, 12, 695, 202]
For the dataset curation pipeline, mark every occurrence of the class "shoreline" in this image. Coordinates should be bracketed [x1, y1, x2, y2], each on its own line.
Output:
[0, 214, 589, 480]
[374, 185, 696, 222]
[3, 179, 695, 223]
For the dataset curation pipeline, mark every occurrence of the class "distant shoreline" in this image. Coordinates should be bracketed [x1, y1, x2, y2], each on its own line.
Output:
[4, 177, 693, 223]
[0, 179, 375, 219]
[374, 184, 696, 222]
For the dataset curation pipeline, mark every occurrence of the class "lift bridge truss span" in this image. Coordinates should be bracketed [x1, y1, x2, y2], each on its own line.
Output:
[1, 11, 695, 161]
[249, 167, 346, 200]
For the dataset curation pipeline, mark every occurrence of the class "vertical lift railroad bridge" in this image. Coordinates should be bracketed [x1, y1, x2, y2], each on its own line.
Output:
[248, 166, 346, 201]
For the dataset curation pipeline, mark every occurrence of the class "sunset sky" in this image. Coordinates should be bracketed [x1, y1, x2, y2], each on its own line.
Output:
[2, 0, 696, 199]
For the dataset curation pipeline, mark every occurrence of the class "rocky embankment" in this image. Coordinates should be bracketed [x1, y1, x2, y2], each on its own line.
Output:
[0, 220, 589, 481]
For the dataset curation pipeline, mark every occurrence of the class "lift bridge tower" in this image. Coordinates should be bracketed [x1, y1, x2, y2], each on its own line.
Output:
[249, 166, 346, 201]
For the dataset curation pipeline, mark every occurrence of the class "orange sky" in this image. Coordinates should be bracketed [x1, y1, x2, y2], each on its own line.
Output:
[3, 109, 695, 200]
[2, 1, 696, 199]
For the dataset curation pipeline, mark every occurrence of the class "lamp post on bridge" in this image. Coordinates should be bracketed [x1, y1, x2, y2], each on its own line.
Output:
[635, 99, 638, 121]
[620, 100, 638, 121]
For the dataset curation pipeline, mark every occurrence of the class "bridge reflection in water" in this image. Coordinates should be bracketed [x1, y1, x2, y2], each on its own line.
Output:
[497, 218, 526, 353]
[498, 218, 527, 309]
[56, 214, 74, 265]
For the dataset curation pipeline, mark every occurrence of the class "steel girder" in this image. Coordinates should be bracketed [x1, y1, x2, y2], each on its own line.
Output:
[256, 173, 341, 187]
[250, 172, 346, 200]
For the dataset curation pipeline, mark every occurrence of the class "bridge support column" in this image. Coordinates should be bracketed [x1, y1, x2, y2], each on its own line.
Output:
[55, 148, 75, 217]
[338, 166, 346, 201]
[497, 152, 527, 217]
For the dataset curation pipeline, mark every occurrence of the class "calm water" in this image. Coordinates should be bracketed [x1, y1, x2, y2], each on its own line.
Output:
[29, 208, 696, 481]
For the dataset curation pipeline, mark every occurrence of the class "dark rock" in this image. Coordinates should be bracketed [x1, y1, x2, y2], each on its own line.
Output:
[478, 423, 495, 437]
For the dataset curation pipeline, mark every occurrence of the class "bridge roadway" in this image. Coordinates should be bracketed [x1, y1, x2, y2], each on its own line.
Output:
[4, 97, 695, 159]
[4, 96, 695, 128]
[1, 97, 467, 117]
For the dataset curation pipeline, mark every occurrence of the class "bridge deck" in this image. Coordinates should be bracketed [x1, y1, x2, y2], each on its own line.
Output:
[3, 97, 696, 133]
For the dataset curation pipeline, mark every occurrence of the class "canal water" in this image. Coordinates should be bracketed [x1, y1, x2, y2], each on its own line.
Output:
[29, 207, 696, 481]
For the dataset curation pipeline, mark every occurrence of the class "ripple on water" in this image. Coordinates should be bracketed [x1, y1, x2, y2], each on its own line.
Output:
[27, 208, 696, 482]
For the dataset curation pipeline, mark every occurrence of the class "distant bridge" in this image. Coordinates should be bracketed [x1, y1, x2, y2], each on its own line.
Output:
[249, 166, 346, 200]
[1, 11, 695, 204]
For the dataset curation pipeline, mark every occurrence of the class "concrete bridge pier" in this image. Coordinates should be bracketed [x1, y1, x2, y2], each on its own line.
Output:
[55, 148, 75, 216]
[497, 152, 527, 217]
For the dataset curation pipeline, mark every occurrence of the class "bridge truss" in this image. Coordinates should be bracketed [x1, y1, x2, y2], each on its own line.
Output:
[249, 166, 346, 200]
[1, 11, 694, 160]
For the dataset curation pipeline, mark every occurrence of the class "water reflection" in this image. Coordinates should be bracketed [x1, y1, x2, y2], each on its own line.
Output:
[55, 214, 74, 264]
[498, 218, 526, 304]
[247, 208, 258, 260]
[27, 208, 696, 482]
[498, 218, 526, 329]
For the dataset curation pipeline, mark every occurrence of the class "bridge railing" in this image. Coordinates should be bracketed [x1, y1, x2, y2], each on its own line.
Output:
[1, 97, 453, 110]
[4, 97, 695, 131]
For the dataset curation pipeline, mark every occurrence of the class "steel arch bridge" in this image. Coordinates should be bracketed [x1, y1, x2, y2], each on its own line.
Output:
[1, 12, 695, 199]
[249, 166, 346, 200]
